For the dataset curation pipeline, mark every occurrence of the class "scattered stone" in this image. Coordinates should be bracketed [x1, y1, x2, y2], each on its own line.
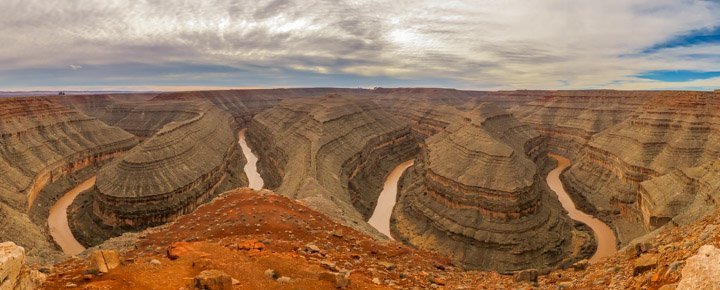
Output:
[89, 250, 121, 273]
[677, 245, 720, 289]
[378, 261, 396, 271]
[319, 272, 351, 288]
[305, 243, 321, 253]
[321, 261, 338, 272]
[572, 259, 589, 271]
[633, 254, 658, 276]
[194, 270, 232, 290]
[634, 242, 654, 256]
[558, 281, 574, 289]
[150, 259, 162, 266]
[372, 277, 381, 285]
[513, 269, 538, 282]
[277, 276, 291, 283]
[264, 269, 278, 280]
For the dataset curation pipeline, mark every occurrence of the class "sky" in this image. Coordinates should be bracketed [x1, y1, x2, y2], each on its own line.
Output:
[1, 0, 719, 91]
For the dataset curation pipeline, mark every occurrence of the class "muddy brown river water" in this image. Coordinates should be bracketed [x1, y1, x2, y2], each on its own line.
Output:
[48, 176, 94, 256]
[368, 160, 414, 239]
[239, 129, 264, 190]
[547, 153, 617, 263]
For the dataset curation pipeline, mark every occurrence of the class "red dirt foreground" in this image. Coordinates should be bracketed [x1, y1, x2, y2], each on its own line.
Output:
[43, 187, 720, 289]
[43, 188, 516, 289]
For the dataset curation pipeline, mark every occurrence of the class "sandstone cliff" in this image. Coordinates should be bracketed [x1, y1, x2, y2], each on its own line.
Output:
[392, 103, 575, 272]
[246, 95, 418, 237]
[69, 101, 246, 246]
[0, 97, 138, 261]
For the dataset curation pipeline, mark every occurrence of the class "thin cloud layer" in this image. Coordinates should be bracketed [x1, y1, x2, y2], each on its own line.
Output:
[1, 0, 719, 90]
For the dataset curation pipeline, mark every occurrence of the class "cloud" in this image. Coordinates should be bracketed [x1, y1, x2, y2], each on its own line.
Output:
[0, 0, 719, 90]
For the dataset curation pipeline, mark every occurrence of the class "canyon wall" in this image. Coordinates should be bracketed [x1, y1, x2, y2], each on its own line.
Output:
[69, 101, 246, 246]
[246, 95, 418, 237]
[0, 97, 138, 260]
[561, 91, 720, 242]
[392, 103, 575, 272]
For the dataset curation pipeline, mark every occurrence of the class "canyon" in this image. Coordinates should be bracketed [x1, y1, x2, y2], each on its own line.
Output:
[1, 88, 719, 289]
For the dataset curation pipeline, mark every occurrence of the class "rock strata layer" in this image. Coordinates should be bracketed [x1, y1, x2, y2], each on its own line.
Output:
[246, 95, 418, 237]
[393, 104, 573, 272]
[69, 101, 245, 246]
[0, 97, 138, 260]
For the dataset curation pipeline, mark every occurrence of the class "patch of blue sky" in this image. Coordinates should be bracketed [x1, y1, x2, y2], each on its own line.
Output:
[636, 70, 720, 82]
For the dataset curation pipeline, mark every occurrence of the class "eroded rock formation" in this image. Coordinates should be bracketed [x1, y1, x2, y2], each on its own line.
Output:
[392, 104, 574, 272]
[69, 101, 246, 246]
[0, 97, 138, 260]
[246, 95, 418, 237]
[561, 91, 720, 242]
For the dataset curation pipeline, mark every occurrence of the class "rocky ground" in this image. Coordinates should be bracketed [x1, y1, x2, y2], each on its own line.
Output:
[29, 187, 718, 289]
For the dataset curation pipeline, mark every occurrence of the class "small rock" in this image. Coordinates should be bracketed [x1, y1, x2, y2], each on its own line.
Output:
[513, 269, 538, 283]
[372, 277, 381, 285]
[634, 241, 654, 255]
[194, 270, 232, 290]
[572, 259, 589, 271]
[319, 272, 351, 288]
[677, 244, 720, 289]
[378, 261, 396, 271]
[277, 276, 291, 283]
[89, 250, 121, 273]
[150, 259, 162, 266]
[264, 269, 278, 280]
[633, 254, 658, 276]
[65, 283, 78, 288]
[321, 261, 338, 272]
[331, 231, 344, 238]
[558, 281, 574, 289]
[305, 243, 321, 253]
[658, 283, 678, 290]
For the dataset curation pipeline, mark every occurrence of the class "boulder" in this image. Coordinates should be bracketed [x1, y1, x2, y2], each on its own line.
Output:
[0, 242, 45, 290]
[677, 245, 720, 290]
[194, 270, 232, 290]
[0, 242, 25, 289]
[633, 254, 658, 276]
[89, 250, 121, 273]
[513, 269, 538, 282]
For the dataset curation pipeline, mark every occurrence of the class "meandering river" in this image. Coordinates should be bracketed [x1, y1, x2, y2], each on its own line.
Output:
[239, 129, 264, 190]
[48, 176, 94, 256]
[547, 153, 617, 263]
[368, 160, 414, 239]
[49, 129, 265, 256]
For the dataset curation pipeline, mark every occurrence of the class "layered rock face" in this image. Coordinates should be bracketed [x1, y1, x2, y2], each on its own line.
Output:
[505, 90, 653, 158]
[246, 95, 418, 236]
[69, 101, 244, 245]
[562, 91, 720, 242]
[393, 104, 573, 272]
[154, 88, 370, 127]
[0, 97, 138, 257]
[95, 100, 201, 138]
